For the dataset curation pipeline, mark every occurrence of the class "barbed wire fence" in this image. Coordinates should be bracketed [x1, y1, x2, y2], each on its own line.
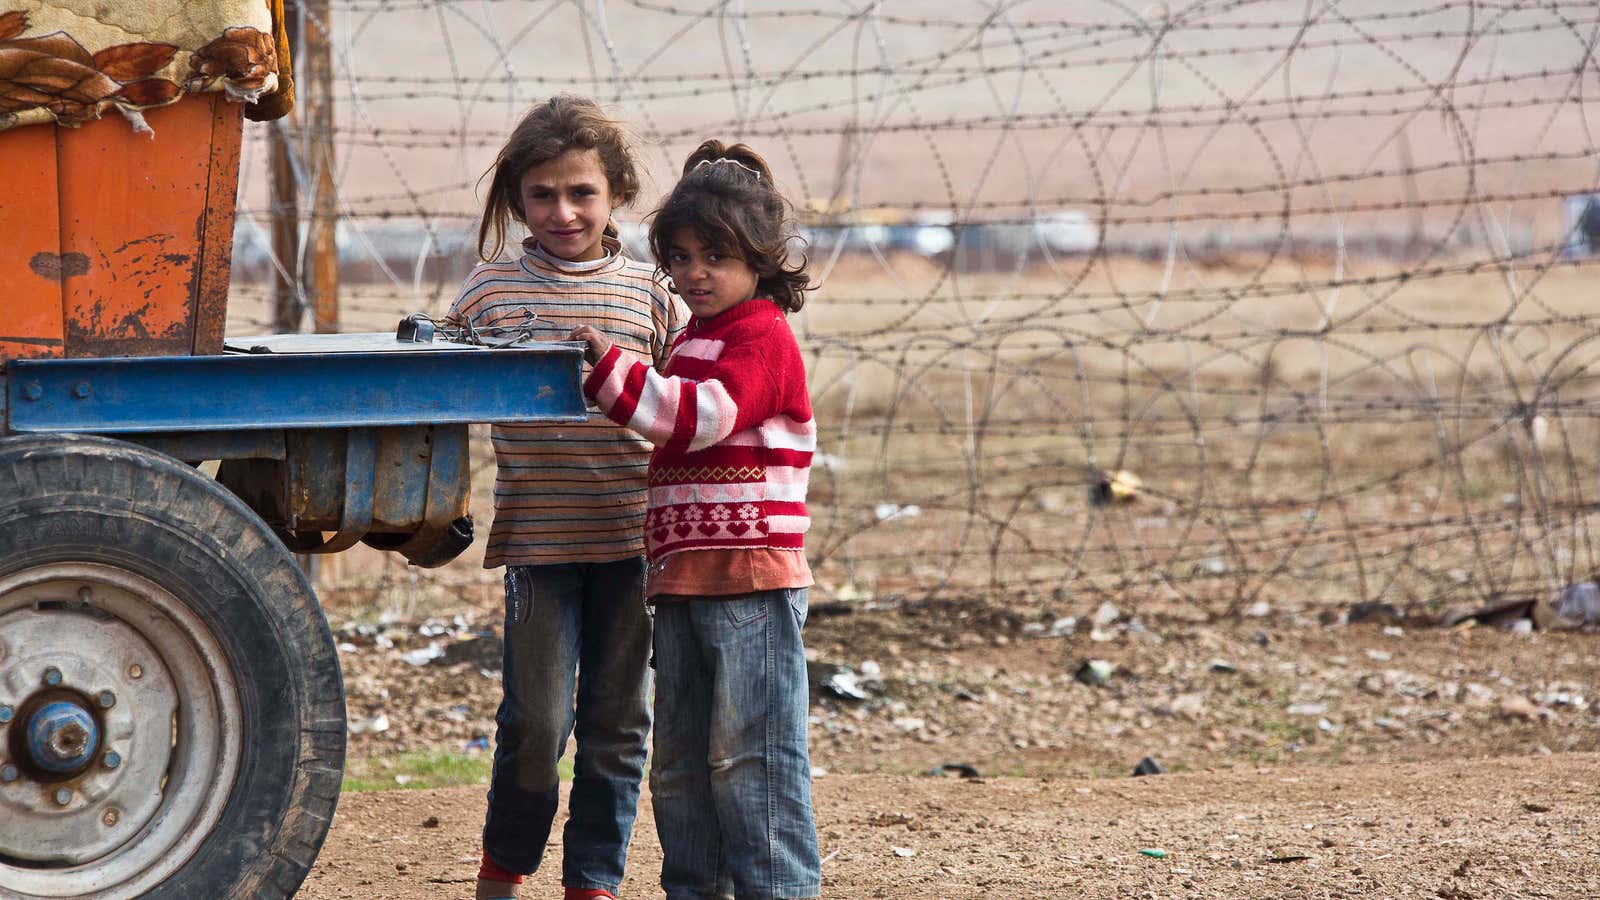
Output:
[227, 0, 1600, 625]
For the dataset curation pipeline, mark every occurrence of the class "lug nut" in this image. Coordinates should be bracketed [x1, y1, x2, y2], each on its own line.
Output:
[97, 691, 116, 709]
[42, 667, 63, 687]
[102, 807, 120, 827]
[53, 787, 71, 806]
[0, 764, 17, 783]
[103, 750, 121, 770]
[0, 705, 13, 724]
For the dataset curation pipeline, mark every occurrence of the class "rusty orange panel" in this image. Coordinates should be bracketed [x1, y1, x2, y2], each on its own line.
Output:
[0, 124, 66, 361]
[192, 96, 243, 355]
[56, 95, 221, 358]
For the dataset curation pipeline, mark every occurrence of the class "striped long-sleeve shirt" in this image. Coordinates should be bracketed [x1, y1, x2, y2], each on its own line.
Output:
[450, 236, 686, 567]
[584, 297, 814, 560]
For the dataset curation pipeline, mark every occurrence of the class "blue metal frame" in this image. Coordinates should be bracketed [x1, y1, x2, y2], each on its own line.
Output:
[4, 344, 587, 434]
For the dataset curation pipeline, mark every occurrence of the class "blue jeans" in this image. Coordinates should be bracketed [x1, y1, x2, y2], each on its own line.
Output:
[483, 557, 652, 893]
[650, 588, 822, 900]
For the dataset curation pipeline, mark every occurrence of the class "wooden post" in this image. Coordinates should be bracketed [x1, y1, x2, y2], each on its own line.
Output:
[303, 0, 338, 334]
[287, 0, 321, 584]
[269, 1, 301, 334]
[268, 122, 301, 332]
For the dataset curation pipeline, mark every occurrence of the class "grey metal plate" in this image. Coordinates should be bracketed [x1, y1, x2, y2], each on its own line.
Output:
[224, 333, 584, 355]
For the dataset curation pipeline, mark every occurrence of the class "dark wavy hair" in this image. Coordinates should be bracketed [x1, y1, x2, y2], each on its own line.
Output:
[476, 95, 641, 261]
[647, 140, 811, 312]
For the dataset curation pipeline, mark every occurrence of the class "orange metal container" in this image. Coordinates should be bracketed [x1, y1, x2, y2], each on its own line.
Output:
[0, 93, 242, 362]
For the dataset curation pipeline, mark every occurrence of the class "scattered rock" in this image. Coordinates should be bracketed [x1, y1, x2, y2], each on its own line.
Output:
[1498, 695, 1539, 721]
[874, 503, 922, 522]
[1169, 692, 1206, 720]
[1074, 659, 1115, 687]
[1132, 756, 1165, 777]
[1207, 659, 1237, 674]
[1049, 616, 1078, 637]
[810, 663, 871, 702]
[891, 846, 917, 858]
[348, 712, 390, 735]
[421, 816, 439, 828]
[1348, 602, 1402, 625]
[438, 635, 501, 669]
[1535, 580, 1600, 629]
[1089, 469, 1142, 506]
[1439, 597, 1535, 630]
[400, 643, 444, 667]
[926, 763, 981, 779]
[1093, 602, 1121, 627]
[868, 812, 916, 827]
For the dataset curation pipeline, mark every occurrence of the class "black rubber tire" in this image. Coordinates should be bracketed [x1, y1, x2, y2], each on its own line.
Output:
[0, 434, 345, 898]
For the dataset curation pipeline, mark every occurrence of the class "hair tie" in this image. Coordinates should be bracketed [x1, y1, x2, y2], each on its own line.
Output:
[693, 157, 762, 181]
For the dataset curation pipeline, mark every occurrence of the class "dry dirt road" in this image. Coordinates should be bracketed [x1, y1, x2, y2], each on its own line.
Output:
[302, 752, 1599, 899]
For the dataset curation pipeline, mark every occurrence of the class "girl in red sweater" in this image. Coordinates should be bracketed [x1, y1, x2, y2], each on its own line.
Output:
[569, 140, 822, 900]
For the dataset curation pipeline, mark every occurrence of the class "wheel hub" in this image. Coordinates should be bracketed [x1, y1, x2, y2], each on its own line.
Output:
[24, 700, 100, 775]
[0, 575, 182, 873]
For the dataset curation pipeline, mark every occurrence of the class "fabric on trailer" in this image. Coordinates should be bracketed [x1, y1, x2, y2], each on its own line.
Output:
[0, 0, 291, 133]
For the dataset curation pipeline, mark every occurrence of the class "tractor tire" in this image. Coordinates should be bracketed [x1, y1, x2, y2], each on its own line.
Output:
[0, 434, 345, 898]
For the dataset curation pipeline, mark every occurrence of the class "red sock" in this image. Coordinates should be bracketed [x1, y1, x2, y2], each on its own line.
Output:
[477, 851, 524, 884]
[563, 889, 616, 900]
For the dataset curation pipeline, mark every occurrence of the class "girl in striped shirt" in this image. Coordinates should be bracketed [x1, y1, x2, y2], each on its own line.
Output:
[456, 95, 685, 900]
[569, 140, 822, 900]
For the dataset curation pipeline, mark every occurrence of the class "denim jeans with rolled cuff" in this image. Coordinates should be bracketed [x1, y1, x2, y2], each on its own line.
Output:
[649, 588, 822, 900]
[482, 557, 653, 894]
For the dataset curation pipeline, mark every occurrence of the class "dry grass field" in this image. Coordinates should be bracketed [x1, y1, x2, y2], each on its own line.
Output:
[227, 254, 1600, 621]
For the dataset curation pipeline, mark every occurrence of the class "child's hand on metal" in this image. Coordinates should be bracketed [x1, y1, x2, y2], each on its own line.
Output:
[568, 325, 612, 365]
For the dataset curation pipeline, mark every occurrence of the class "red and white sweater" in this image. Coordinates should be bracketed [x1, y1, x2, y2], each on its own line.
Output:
[584, 298, 814, 560]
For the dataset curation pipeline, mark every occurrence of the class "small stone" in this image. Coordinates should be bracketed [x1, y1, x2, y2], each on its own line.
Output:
[1499, 695, 1538, 720]
[1132, 756, 1165, 777]
[421, 816, 440, 828]
[1347, 602, 1401, 625]
[892, 846, 916, 858]
[1074, 659, 1114, 687]
[1169, 693, 1206, 720]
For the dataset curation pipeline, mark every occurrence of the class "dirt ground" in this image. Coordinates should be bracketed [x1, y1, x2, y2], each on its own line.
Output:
[303, 752, 1600, 898]
[331, 602, 1600, 780]
[306, 595, 1600, 898]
